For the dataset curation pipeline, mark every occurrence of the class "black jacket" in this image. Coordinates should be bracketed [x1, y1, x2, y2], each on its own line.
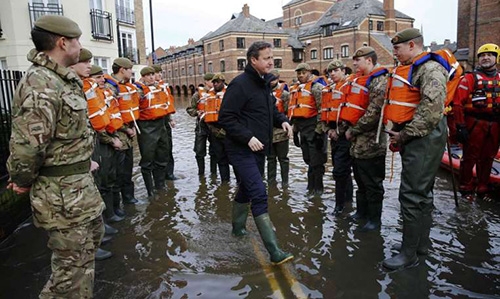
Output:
[219, 64, 289, 154]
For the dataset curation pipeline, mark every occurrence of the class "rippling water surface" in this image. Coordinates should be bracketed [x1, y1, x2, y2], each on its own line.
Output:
[1, 95, 499, 298]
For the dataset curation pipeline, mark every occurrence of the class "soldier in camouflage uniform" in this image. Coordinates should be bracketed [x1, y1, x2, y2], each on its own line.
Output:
[289, 63, 327, 196]
[382, 28, 448, 270]
[6, 15, 105, 298]
[267, 69, 290, 187]
[343, 47, 388, 232]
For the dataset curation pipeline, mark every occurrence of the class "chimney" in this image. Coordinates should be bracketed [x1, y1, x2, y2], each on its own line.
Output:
[242, 4, 250, 17]
[383, 0, 396, 36]
[444, 39, 451, 46]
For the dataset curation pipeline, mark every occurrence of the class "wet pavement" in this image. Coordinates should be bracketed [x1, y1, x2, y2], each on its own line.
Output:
[1, 95, 500, 298]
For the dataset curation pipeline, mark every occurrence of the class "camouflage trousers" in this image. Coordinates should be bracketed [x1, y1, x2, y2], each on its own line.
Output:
[39, 216, 104, 299]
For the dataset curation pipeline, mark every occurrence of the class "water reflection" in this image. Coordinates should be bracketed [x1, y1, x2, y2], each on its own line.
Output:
[0, 95, 499, 298]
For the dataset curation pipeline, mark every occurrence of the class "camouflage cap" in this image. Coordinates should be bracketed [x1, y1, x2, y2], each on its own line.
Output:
[152, 64, 162, 72]
[140, 66, 155, 76]
[353, 46, 375, 59]
[203, 72, 215, 81]
[269, 69, 280, 76]
[327, 59, 345, 71]
[90, 65, 103, 76]
[78, 48, 93, 62]
[212, 73, 226, 82]
[295, 63, 311, 72]
[391, 28, 422, 45]
[34, 15, 82, 38]
[113, 57, 133, 69]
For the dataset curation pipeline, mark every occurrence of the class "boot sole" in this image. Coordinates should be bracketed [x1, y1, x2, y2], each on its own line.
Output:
[382, 257, 419, 271]
[272, 255, 294, 266]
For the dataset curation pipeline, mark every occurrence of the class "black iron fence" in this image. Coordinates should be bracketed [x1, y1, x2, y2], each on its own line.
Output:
[116, 5, 135, 25]
[0, 70, 24, 182]
[90, 9, 113, 41]
[28, 2, 64, 28]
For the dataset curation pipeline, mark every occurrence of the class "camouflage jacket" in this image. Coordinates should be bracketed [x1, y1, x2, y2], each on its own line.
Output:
[398, 60, 447, 144]
[7, 49, 104, 229]
[272, 85, 290, 143]
[347, 74, 388, 159]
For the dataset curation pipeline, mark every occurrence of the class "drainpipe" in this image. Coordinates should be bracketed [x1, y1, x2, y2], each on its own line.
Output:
[472, 0, 479, 67]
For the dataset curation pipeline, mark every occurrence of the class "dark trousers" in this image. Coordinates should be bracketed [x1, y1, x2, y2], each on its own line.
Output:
[137, 118, 169, 185]
[331, 135, 353, 207]
[228, 148, 268, 217]
[165, 119, 175, 177]
[352, 155, 385, 222]
[116, 146, 135, 202]
[194, 120, 209, 159]
[267, 139, 289, 183]
[210, 135, 230, 181]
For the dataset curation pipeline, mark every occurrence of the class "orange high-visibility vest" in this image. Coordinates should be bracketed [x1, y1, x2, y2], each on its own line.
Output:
[102, 88, 123, 133]
[204, 87, 226, 123]
[320, 75, 351, 123]
[134, 81, 169, 120]
[104, 74, 140, 124]
[197, 86, 209, 113]
[159, 80, 176, 115]
[273, 83, 288, 113]
[83, 78, 111, 132]
[288, 81, 317, 119]
[340, 67, 388, 125]
[383, 65, 422, 124]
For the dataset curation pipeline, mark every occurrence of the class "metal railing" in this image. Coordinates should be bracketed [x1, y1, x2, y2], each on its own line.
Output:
[116, 5, 135, 25]
[28, 2, 63, 28]
[90, 9, 113, 41]
[0, 70, 24, 181]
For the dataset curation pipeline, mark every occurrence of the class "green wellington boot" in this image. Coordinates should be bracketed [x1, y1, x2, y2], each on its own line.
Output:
[383, 221, 420, 270]
[232, 201, 249, 236]
[254, 213, 294, 265]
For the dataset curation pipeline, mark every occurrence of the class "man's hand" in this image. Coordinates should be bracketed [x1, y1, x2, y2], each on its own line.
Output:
[386, 129, 402, 151]
[126, 127, 136, 138]
[111, 138, 123, 150]
[345, 130, 353, 141]
[248, 137, 264, 152]
[328, 129, 338, 141]
[169, 120, 176, 129]
[282, 122, 293, 139]
[7, 181, 31, 195]
[91, 160, 100, 172]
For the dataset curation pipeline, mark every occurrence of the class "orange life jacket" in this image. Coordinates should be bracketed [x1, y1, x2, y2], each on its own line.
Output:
[320, 76, 351, 123]
[288, 81, 318, 119]
[463, 72, 500, 111]
[384, 50, 463, 124]
[158, 80, 176, 115]
[197, 86, 209, 113]
[83, 78, 111, 132]
[204, 87, 226, 123]
[273, 83, 288, 113]
[103, 88, 123, 133]
[133, 81, 169, 120]
[104, 74, 140, 124]
[340, 67, 388, 125]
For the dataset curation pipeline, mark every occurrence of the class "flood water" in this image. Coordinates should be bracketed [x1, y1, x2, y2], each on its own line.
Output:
[1, 95, 499, 299]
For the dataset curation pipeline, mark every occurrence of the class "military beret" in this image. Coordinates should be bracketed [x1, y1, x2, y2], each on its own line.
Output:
[391, 28, 422, 45]
[152, 64, 162, 72]
[34, 15, 82, 38]
[203, 72, 215, 81]
[113, 57, 133, 69]
[140, 66, 155, 76]
[327, 59, 345, 71]
[269, 69, 280, 76]
[353, 46, 375, 59]
[78, 48, 93, 62]
[90, 65, 103, 76]
[212, 73, 225, 82]
[295, 63, 311, 71]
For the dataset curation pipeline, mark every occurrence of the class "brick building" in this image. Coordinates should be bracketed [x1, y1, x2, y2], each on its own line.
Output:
[157, 0, 414, 95]
[457, 0, 500, 69]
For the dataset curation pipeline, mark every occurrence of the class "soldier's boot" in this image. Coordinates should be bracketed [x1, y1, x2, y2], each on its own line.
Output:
[280, 160, 289, 187]
[392, 214, 432, 255]
[349, 190, 367, 221]
[101, 234, 113, 245]
[267, 159, 277, 183]
[152, 168, 166, 190]
[383, 221, 420, 270]
[254, 213, 294, 265]
[95, 248, 113, 261]
[219, 163, 230, 183]
[306, 168, 314, 195]
[334, 176, 348, 215]
[210, 156, 217, 175]
[142, 171, 155, 197]
[358, 199, 382, 232]
[232, 201, 249, 236]
[112, 192, 126, 217]
[196, 157, 205, 176]
[345, 175, 354, 202]
[313, 166, 324, 195]
[104, 193, 124, 223]
[104, 223, 118, 235]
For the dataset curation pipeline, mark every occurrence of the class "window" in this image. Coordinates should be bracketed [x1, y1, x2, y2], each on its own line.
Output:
[273, 59, 282, 69]
[208, 62, 213, 73]
[237, 37, 245, 49]
[93, 57, 109, 74]
[198, 64, 203, 75]
[90, 8, 113, 41]
[310, 49, 317, 60]
[323, 48, 333, 59]
[323, 24, 337, 37]
[220, 60, 225, 72]
[0, 58, 7, 70]
[219, 40, 224, 51]
[181, 68, 185, 76]
[294, 16, 302, 26]
[29, 0, 63, 27]
[292, 49, 303, 62]
[120, 31, 137, 63]
[369, 20, 373, 31]
[377, 21, 384, 31]
[237, 59, 246, 71]
[273, 39, 282, 48]
[174, 69, 178, 77]
[341, 45, 349, 58]
[168, 70, 172, 78]
[363, 42, 368, 46]
[207, 43, 212, 54]
[116, 0, 135, 24]
[188, 65, 193, 76]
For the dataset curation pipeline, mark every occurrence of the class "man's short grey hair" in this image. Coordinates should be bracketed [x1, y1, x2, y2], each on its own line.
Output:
[247, 41, 272, 64]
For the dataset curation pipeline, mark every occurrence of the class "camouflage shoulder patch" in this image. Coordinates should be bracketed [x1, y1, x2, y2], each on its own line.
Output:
[28, 122, 45, 135]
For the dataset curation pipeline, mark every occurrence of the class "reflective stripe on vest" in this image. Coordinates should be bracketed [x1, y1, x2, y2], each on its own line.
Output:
[288, 81, 317, 119]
